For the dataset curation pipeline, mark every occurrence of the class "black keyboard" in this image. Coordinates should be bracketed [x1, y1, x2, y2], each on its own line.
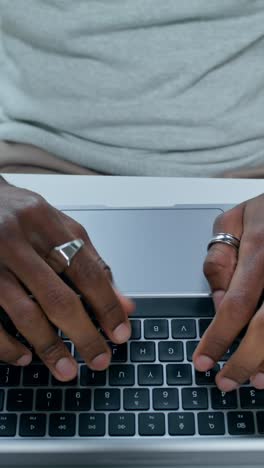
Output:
[0, 297, 263, 438]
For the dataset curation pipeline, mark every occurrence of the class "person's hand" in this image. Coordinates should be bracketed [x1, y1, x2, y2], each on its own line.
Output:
[193, 193, 264, 392]
[0, 177, 134, 381]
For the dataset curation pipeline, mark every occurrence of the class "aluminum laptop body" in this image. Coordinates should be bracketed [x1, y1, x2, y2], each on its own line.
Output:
[0, 204, 263, 467]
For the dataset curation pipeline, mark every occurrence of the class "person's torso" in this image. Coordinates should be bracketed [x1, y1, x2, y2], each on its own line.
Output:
[0, 0, 264, 175]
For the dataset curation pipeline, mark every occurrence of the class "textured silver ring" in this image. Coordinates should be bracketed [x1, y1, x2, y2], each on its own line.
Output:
[207, 233, 240, 251]
[47, 238, 84, 272]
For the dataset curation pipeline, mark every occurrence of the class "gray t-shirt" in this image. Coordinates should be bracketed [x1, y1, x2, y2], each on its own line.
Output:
[0, 0, 264, 176]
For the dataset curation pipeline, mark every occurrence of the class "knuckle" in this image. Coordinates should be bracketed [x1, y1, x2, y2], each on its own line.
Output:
[74, 257, 102, 284]
[7, 296, 38, 328]
[203, 248, 236, 280]
[99, 300, 121, 323]
[38, 337, 65, 363]
[80, 335, 109, 361]
[0, 215, 20, 248]
[213, 212, 225, 231]
[46, 287, 78, 314]
[72, 222, 90, 241]
[96, 256, 113, 282]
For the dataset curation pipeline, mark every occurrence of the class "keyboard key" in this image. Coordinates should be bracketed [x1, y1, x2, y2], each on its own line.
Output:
[65, 389, 91, 411]
[144, 319, 169, 339]
[158, 341, 183, 362]
[186, 341, 199, 361]
[80, 367, 106, 386]
[130, 320, 141, 340]
[49, 413, 76, 437]
[130, 342, 155, 362]
[227, 412, 255, 435]
[172, 319, 196, 339]
[74, 348, 84, 363]
[168, 413, 195, 436]
[211, 388, 238, 409]
[0, 414, 17, 437]
[138, 365, 163, 386]
[124, 389, 150, 411]
[19, 414, 46, 437]
[198, 319, 212, 337]
[257, 412, 264, 433]
[79, 414, 105, 437]
[182, 388, 208, 410]
[7, 389, 33, 411]
[220, 342, 239, 361]
[0, 390, 4, 411]
[0, 365, 20, 386]
[109, 413, 135, 436]
[109, 365, 134, 386]
[166, 364, 192, 385]
[153, 388, 179, 410]
[198, 412, 225, 435]
[139, 413, 165, 436]
[23, 365, 49, 386]
[51, 376, 78, 386]
[109, 343, 127, 362]
[240, 387, 264, 409]
[36, 389, 62, 411]
[195, 365, 220, 385]
[94, 389, 120, 411]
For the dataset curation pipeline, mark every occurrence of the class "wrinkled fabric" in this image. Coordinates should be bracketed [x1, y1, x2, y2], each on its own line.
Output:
[0, 0, 264, 176]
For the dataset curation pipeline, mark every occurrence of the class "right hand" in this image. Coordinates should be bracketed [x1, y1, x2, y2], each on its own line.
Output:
[0, 177, 134, 381]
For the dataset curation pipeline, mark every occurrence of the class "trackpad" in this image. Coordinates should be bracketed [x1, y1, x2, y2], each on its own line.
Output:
[62, 208, 222, 295]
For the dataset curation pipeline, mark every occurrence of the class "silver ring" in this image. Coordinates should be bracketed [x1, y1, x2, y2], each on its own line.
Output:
[47, 238, 84, 272]
[207, 232, 240, 251]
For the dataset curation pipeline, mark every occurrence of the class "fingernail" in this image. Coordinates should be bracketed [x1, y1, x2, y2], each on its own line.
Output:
[112, 322, 131, 343]
[194, 355, 214, 371]
[91, 352, 110, 370]
[55, 358, 77, 379]
[217, 377, 239, 392]
[251, 372, 264, 389]
[15, 354, 32, 366]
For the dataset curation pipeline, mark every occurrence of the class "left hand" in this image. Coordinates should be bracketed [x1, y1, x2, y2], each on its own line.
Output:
[193, 193, 264, 392]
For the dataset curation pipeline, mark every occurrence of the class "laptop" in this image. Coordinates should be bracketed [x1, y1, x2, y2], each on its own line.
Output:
[0, 205, 263, 467]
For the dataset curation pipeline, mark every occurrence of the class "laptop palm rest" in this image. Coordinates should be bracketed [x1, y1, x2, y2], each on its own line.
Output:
[63, 207, 222, 296]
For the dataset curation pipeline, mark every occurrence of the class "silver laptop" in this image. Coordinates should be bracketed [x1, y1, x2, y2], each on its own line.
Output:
[0, 205, 263, 467]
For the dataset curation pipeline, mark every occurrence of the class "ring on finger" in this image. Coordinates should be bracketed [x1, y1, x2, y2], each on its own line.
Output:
[46, 238, 85, 273]
[207, 232, 240, 252]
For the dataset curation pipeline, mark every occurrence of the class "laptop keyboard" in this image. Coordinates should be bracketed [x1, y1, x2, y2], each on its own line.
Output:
[0, 297, 263, 438]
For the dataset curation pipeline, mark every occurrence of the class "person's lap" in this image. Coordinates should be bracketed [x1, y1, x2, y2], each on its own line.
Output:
[1, 140, 263, 177]
[0, 141, 105, 175]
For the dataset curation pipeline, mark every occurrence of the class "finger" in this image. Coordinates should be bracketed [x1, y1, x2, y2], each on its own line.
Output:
[3, 243, 112, 372]
[65, 244, 131, 344]
[193, 240, 264, 373]
[215, 304, 264, 391]
[0, 321, 32, 366]
[58, 209, 135, 314]
[193, 205, 244, 371]
[0, 267, 78, 381]
[203, 205, 244, 310]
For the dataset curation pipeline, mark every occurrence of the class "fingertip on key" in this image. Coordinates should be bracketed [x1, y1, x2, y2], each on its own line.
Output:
[250, 373, 264, 389]
[90, 352, 110, 371]
[193, 354, 215, 371]
[112, 322, 131, 343]
[55, 357, 78, 380]
[216, 376, 239, 392]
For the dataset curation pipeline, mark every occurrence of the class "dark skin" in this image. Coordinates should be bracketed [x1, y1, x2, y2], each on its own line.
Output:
[1, 174, 263, 390]
[0, 176, 134, 382]
[193, 193, 264, 391]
